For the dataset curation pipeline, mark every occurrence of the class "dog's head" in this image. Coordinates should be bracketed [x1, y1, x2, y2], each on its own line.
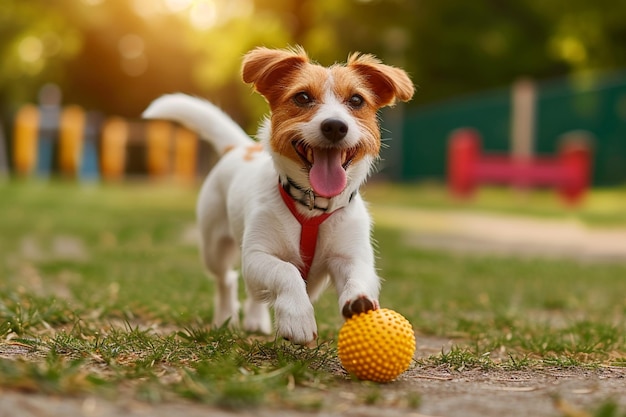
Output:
[242, 46, 414, 199]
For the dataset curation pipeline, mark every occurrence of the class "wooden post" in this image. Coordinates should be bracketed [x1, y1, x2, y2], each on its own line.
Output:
[100, 117, 128, 180]
[510, 78, 536, 161]
[13, 105, 40, 176]
[146, 120, 172, 178]
[173, 126, 198, 183]
[58, 105, 86, 177]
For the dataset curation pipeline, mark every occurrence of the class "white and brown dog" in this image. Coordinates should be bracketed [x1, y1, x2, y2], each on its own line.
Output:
[143, 47, 413, 344]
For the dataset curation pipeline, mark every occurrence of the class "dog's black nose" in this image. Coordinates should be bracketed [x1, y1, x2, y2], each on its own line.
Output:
[321, 118, 348, 142]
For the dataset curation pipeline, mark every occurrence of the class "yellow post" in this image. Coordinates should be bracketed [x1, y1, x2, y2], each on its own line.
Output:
[100, 117, 128, 181]
[173, 126, 198, 183]
[58, 105, 86, 177]
[146, 120, 172, 178]
[13, 105, 40, 176]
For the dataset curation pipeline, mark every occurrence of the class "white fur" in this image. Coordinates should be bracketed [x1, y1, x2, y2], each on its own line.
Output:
[143, 93, 380, 344]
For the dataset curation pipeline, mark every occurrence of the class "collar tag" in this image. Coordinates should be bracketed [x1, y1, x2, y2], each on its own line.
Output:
[304, 188, 315, 211]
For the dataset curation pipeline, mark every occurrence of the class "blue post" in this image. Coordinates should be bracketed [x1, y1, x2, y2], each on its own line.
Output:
[79, 111, 102, 181]
[36, 84, 62, 178]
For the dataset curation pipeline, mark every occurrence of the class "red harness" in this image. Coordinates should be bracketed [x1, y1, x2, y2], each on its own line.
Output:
[278, 183, 336, 280]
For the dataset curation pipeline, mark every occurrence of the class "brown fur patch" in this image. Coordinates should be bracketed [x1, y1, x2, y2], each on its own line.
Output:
[243, 143, 264, 161]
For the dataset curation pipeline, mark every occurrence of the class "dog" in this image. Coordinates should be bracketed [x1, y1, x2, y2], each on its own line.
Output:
[143, 46, 414, 344]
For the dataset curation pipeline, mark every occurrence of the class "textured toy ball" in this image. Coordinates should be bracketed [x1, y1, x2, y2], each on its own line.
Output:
[338, 308, 415, 382]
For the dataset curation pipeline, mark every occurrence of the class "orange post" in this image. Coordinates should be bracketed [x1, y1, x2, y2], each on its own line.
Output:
[13, 105, 40, 176]
[58, 105, 86, 177]
[146, 120, 172, 178]
[173, 126, 198, 183]
[100, 117, 128, 180]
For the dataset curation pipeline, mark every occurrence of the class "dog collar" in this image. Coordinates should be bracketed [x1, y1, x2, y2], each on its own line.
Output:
[282, 176, 356, 212]
[278, 182, 337, 280]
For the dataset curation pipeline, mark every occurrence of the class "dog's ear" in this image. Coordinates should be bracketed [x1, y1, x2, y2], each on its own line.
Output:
[347, 53, 414, 108]
[242, 46, 309, 101]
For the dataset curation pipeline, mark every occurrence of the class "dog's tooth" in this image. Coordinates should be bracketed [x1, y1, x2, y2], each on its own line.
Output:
[307, 147, 314, 163]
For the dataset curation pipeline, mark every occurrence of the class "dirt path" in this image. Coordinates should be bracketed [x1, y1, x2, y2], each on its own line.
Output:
[372, 206, 626, 262]
[404, 365, 626, 417]
[2, 361, 624, 417]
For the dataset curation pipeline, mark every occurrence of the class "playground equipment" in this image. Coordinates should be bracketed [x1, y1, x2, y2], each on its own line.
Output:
[10, 104, 199, 182]
[447, 128, 593, 204]
[13, 104, 100, 180]
[100, 116, 129, 181]
[58, 106, 85, 176]
[13, 104, 40, 175]
[144, 120, 199, 182]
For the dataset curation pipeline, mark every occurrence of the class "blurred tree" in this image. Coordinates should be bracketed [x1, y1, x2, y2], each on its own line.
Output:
[0, 0, 81, 112]
[536, 0, 626, 71]
[404, 0, 626, 103]
[61, 1, 200, 118]
[1, 0, 626, 126]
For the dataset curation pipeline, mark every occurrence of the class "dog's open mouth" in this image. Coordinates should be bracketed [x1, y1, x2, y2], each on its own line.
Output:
[293, 141, 357, 198]
[293, 141, 357, 169]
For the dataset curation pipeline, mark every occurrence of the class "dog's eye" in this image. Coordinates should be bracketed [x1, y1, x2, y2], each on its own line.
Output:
[293, 92, 314, 106]
[348, 94, 365, 109]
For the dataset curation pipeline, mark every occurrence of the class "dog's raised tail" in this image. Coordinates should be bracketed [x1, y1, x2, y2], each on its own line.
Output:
[142, 94, 253, 154]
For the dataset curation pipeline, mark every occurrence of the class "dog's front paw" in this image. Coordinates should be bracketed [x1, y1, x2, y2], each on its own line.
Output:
[342, 296, 379, 319]
[274, 299, 318, 345]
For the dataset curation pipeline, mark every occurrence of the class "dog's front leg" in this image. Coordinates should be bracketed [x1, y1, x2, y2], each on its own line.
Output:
[243, 251, 317, 345]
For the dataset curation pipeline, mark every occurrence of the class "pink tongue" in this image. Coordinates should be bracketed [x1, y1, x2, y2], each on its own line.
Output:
[309, 148, 347, 198]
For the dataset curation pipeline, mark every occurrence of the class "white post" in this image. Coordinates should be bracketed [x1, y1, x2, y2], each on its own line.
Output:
[510, 78, 536, 161]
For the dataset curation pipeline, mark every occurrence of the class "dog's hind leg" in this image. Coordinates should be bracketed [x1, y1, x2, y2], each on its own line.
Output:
[243, 297, 272, 335]
[202, 232, 271, 335]
[199, 224, 241, 329]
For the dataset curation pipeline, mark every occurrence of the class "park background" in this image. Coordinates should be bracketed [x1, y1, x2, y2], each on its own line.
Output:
[2, 2, 626, 416]
[1, 0, 626, 187]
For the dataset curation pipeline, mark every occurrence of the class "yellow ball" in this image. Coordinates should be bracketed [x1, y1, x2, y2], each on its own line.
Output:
[338, 308, 415, 382]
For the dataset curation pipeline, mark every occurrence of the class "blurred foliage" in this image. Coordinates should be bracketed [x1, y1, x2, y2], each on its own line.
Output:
[1, 0, 626, 131]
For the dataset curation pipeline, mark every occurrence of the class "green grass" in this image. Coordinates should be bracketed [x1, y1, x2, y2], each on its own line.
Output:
[364, 182, 626, 227]
[1, 181, 626, 411]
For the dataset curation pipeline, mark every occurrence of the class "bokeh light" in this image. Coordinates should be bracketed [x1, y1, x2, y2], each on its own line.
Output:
[18, 36, 43, 64]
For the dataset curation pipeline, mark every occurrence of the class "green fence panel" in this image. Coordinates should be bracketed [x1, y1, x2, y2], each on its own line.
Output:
[399, 71, 626, 186]
[536, 74, 626, 186]
[399, 88, 511, 181]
